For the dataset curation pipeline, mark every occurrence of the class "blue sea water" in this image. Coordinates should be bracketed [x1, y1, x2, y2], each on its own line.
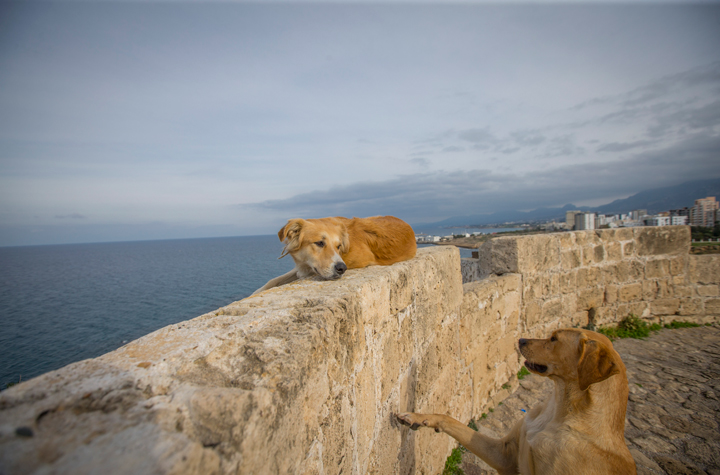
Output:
[0, 233, 486, 387]
[0, 235, 294, 387]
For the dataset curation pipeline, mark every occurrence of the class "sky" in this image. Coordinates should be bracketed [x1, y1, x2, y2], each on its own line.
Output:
[1, 1, 719, 246]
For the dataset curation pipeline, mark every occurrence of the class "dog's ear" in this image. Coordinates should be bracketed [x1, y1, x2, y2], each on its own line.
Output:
[339, 226, 350, 254]
[577, 337, 621, 391]
[278, 219, 304, 258]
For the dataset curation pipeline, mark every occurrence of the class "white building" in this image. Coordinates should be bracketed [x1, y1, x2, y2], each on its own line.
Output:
[574, 212, 596, 230]
[647, 216, 671, 227]
[671, 216, 688, 226]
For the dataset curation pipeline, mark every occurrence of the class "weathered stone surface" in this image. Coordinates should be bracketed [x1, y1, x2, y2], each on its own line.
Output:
[635, 226, 691, 256]
[689, 254, 720, 284]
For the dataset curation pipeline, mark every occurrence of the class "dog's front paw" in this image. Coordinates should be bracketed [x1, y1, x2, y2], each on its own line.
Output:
[396, 412, 429, 431]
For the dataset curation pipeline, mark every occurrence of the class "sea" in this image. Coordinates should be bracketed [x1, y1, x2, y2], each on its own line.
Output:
[0, 230, 509, 388]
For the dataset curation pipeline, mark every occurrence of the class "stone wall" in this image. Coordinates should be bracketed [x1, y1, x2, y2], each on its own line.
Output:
[1, 227, 718, 475]
[466, 226, 720, 334]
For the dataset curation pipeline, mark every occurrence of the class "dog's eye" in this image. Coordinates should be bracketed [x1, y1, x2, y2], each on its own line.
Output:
[337, 244, 342, 250]
[315, 241, 325, 248]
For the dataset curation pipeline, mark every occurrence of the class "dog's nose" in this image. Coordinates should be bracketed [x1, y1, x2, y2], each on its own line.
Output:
[335, 262, 347, 275]
[519, 338, 528, 348]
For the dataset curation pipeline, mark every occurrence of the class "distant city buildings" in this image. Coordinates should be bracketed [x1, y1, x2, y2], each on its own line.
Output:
[417, 195, 717, 244]
[566, 210, 581, 228]
[690, 197, 718, 227]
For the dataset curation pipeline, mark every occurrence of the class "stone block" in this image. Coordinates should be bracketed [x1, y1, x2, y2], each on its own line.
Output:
[689, 255, 720, 284]
[477, 238, 518, 276]
[524, 300, 542, 328]
[523, 274, 542, 301]
[678, 298, 704, 316]
[617, 302, 650, 319]
[673, 284, 692, 299]
[669, 256, 686, 276]
[619, 283, 643, 302]
[606, 241, 622, 261]
[557, 232, 576, 250]
[706, 299, 720, 314]
[559, 270, 578, 294]
[461, 258, 482, 283]
[577, 288, 604, 311]
[645, 259, 670, 279]
[656, 279, 674, 298]
[617, 260, 644, 283]
[605, 284, 619, 304]
[651, 299, 680, 316]
[622, 241, 635, 258]
[574, 230, 601, 246]
[634, 226, 690, 256]
[561, 248, 582, 270]
[577, 267, 600, 288]
[600, 264, 620, 285]
[516, 234, 561, 274]
[591, 306, 617, 326]
[697, 285, 719, 297]
[541, 298, 564, 322]
[642, 280, 657, 300]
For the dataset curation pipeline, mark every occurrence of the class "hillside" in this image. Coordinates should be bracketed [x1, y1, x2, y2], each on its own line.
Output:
[419, 178, 720, 228]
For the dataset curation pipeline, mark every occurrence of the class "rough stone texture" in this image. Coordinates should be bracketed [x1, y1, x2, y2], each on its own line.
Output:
[1, 227, 719, 475]
[471, 227, 718, 332]
[461, 257, 482, 283]
[1, 247, 466, 475]
[460, 325, 720, 475]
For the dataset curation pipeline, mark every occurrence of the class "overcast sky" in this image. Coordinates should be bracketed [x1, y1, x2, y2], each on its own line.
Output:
[1, 1, 719, 246]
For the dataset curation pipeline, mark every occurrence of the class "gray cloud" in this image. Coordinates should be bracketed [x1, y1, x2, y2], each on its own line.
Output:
[410, 157, 430, 168]
[55, 213, 87, 220]
[572, 62, 720, 111]
[458, 128, 497, 144]
[244, 132, 720, 222]
[597, 140, 653, 153]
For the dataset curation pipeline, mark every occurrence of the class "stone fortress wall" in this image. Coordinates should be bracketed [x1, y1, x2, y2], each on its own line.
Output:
[1, 227, 718, 474]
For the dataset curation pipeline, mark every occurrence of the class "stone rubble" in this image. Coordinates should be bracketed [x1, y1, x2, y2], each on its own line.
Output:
[460, 325, 720, 475]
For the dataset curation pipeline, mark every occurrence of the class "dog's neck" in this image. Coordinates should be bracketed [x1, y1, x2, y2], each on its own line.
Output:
[549, 367, 629, 440]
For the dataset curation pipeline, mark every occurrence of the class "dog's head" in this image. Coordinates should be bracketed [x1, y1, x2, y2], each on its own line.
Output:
[278, 218, 350, 280]
[518, 329, 622, 391]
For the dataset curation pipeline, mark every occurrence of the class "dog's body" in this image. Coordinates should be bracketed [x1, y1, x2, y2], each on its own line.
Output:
[397, 329, 636, 475]
[254, 216, 416, 294]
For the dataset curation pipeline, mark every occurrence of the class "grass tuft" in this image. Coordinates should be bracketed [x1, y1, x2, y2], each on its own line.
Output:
[597, 315, 705, 340]
[442, 446, 465, 475]
[664, 321, 700, 329]
[517, 366, 531, 380]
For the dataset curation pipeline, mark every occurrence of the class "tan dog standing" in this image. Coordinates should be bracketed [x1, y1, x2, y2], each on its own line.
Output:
[397, 329, 636, 474]
[254, 215, 416, 294]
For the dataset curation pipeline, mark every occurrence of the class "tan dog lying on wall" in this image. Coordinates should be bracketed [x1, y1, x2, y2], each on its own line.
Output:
[397, 329, 636, 475]
[253, 215, 416, 294]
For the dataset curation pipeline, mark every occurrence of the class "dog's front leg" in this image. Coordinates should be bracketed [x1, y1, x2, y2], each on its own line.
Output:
[396, 413, 519, 475]
[252, 268, 299, 294]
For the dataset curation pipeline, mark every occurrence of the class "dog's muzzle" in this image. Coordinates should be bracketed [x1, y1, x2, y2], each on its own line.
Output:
[519, 338, 548, 374]
[334, 262, 347, 276]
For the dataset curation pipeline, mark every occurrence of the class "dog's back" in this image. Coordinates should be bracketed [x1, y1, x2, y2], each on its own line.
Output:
[339, 216, 416, 268]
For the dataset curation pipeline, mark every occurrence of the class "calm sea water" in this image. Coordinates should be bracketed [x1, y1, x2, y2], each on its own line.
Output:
[0, 233, 486, 387]
[0, 235, 294, 387]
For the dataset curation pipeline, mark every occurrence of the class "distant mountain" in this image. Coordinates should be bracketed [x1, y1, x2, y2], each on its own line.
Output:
[418, 178, 720, 229]
[593, 178, 720, 215]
